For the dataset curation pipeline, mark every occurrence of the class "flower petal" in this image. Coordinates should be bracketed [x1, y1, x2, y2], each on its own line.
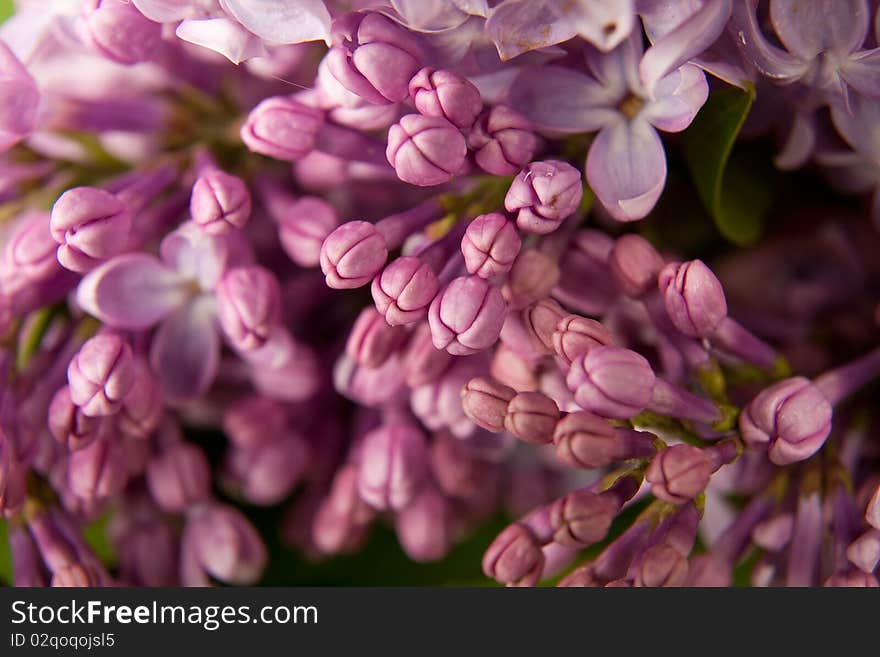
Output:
[829, 91, 880, 161]
[485, 0, 577, 61]
[219, 0, 331, 45]
[389, 0, 471, 32]
[841, 48, 880, 99]
[639, 0, 732, 93]
[149, 295, 219, 400]
[77, 254, 187, 330]
[730, 0, 809, 81]
[175, 17, 268, 64]
[552, 0, 635, 52]
[508, 65, 619, 133]
[133, 0, 217, 22]
[770, 0, 869, 59]
[159, 221, 229, 291]
[642, 64, 708, 133]
[585, 119, 667, 222]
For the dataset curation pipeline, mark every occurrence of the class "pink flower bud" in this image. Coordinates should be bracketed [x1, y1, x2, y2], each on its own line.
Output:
[48, 386, 102, 451]
[395, 483, 452, 562]
[216, 266, 282, 351]
[387, 114, 467, 186]
[346, 306, 408, 368]
[550, 490, 618, 547]
[327, 12, 424, 104]
[658, 259, 728, 338]
[552, 314, 616, 365]
[50, 187, 132, 272]
[81, 0, 162, 65]
[460, 213, 522, 279]
[409, 67, 482, 129]
[371, 255, 440, 326]
[505, 160, 583, 234]
[190, 170, 252, 235]
[483, 522, 545, 587]
[609, 234, 664, 297]
[504, 391, 559, 444]
[468, 105, 537, 176]
[646, 444, 714, 505]
[429, 275, 507, 355]
[241, 96, 324, 162]
[222, 396, 288, 449]
[67, 437, 128, 501]
[0, 42, 39, 152]
[460, 376, 516, 433]
[146, 442, 212, 513]
[739, 377, 833, 466]
[566, 346, 656, 419]
[276, 196, 339, 267]
[320, 220, 388, 289]
[67, 333, 135, 417]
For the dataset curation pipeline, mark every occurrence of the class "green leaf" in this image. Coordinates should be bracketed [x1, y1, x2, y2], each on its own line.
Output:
[683, 83, 773, 245]
[0, 519, 12, 585]
[0, 1, 13, 23]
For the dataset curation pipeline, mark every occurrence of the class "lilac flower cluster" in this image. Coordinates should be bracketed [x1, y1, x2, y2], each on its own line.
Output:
[0, 1, 878, 588]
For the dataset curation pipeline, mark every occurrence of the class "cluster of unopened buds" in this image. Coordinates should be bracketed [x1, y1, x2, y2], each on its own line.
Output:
[0, 0, 878, 587]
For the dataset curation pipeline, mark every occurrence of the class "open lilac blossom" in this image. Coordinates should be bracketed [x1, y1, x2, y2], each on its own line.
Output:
[509, 32, 709, 221]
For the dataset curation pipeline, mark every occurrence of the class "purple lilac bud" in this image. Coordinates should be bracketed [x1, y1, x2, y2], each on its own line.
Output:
[428, 275, 507, 355]
[241, 96, 324, 162]
[504, 160, 583, 234]
[648, 378, 722, 425]
[222, 396, 288, 449]
[553, 411, 657, 469]
[276, 196, 339, 267]
[460, 376, 516, 433]
[146, 442, 212, 513]
[216, 266, 282, 352]
[409, 67, 482, 129]
[394, 483, 452, 562]
[752, 514, 794, 552]
[9, 525, 47, 586]
[482, 522, 545, 587]
[504, 391, 559, 444]
[846, 529, 880, 574]
[430, 433, 496, 500]
[609, 234, 665, 298]
[387, 114, 467, 186]
[468, 106, 537, 176]
[549, 484, 622, 548]
[68, 437, 128, 501]
[371, 256, 440, 326]
[520, 298, 567, 355]
[81, 0, 162, 65]
[566, 346, 656, 419]
[0, 42, 39, 152]
[358, 422, 429, 511]
[190, 170, 252, 235]
[48, 386, 102, 451]
[326, 12, 423, 105]
[321, 199, 444, 289]
[658, 260, 728, 338]
[401, 323, 453, 387]
[27, 509, 107, 586]
[117, 357, 163, 439]
[224, 435, 310, 506]
[824, 571, 879, 587]
[312, 464, 375, 555]
[50, 187, 132, 272]
[739, 377, 833, 466]
[346, 307, 408, 368]
[634, 543, 689, 587]
[502, 248, 560, 310]
[181, 503, 267, 586]
[554, 229, 617, 315]
[461, 213, 522, 279]
[552, 315, 616, 365]
[646, 442, 739, 505]
[67, 333, 135, 417]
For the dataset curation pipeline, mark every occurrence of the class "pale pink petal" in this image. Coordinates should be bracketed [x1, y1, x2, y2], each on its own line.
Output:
[76, 254, 187, 330]
[150, 295, 219, 400]
[553, 0, 635, 52]
[770, 0, 869, 59]
[485, 0, 576, 61]
[175, 17, 268, 64]
[585, 118, 667, 222]
[639, 0, 731, 93]
[159, 221, 229, 291]
[508, 65, 619, 134]
[219, 0, 331, 45]
[641, 64, 708, 133]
